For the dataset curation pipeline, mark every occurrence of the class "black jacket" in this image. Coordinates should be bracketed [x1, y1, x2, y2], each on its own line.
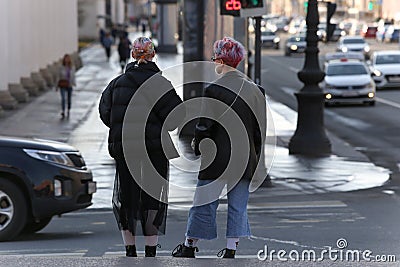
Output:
[99, 61, 185, 160]
[194, 71, 266, 181]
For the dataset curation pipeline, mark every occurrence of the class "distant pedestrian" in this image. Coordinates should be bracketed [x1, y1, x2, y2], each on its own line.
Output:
[141, 18, 148, 35]
[99, 27, 105, 44]
[57, 54, 76, 119]
[102, 32, 113, 61]
[172, 37, 266, 259]
[118, 34, 132, 72]
[99, 37, 185, 258]
[111, 24, 118, 44]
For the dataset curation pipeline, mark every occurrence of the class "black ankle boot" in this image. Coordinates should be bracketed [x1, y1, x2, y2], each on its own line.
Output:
[145, 244, 161, 257]
[172, 243, 198, 258]
[125, 245, 137, 257]
[217, 248, 236, 258]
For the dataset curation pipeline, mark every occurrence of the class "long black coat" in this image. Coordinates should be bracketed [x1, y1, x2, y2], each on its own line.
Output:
[194, 71, 266, 182]
[99, 61, 185, 235]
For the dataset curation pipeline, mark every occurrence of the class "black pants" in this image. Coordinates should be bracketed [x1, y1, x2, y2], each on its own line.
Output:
[105, 47, 111, 59]
[60, 87, 72, 112]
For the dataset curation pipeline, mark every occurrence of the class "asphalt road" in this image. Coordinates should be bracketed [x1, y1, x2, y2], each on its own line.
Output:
[0, 189, 399, 265]
[260, 37, 400, 181]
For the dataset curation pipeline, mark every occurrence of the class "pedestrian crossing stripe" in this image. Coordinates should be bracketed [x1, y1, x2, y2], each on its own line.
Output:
[247, 200, 347, 209]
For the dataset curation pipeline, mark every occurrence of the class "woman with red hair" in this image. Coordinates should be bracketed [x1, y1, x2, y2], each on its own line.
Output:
[100, 37, 185, 257]
[172, 37, 266, 259]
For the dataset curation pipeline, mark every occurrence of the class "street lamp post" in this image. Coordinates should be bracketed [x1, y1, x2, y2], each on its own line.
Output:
[288, 0, 331, 156]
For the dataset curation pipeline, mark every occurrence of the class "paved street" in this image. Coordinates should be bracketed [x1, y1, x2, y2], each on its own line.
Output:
[0, 32, 400, 266]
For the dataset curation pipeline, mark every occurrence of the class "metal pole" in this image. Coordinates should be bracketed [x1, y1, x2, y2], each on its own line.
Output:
[288, 0, 331, 156]
[254, 16, 261, 85]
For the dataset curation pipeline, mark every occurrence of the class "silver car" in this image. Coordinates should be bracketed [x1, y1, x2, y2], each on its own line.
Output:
[261, 30, 280, 49]
[369, 50, 400, 89]
[284, 35, 306, 56]
[322, 53, 376, 106]
[336, 36, 371, 59]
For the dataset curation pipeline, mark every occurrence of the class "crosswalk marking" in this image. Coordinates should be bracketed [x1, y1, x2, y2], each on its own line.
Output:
[0, 252, 86, 257]
[248, 200, 347, 209]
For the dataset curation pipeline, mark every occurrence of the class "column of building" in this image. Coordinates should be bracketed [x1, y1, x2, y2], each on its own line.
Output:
[156, 0, 178, 53]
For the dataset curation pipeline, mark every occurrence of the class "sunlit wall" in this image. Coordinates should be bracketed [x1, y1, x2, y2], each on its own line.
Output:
[0, 0, 78, 93]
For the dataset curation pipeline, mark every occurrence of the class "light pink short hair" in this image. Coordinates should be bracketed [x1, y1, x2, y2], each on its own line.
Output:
[213, 37, 246, 68]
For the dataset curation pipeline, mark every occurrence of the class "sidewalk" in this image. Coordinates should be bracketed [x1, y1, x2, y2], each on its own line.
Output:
[0, 32, 391, 211]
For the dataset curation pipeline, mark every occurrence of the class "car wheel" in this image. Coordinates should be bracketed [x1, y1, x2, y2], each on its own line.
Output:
[22, 217, 52, 234]
[0, 179, 28, 241]
[275, 45, 280, 50]
[285, 51, 290, 56]
[368, 101, 375, 106]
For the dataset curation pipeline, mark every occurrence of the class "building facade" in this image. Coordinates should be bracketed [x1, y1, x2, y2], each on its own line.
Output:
[0, 0, 79, 112]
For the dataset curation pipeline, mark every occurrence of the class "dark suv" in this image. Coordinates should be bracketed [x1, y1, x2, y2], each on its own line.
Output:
[0, 136, 96, 241]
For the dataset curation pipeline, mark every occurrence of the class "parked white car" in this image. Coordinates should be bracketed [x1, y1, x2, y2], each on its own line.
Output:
[369, 50, 400, 89]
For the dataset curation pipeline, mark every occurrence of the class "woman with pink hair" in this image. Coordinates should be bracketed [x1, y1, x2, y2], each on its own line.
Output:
[172, 37, 266, 259]
[100, 37, 185, 257]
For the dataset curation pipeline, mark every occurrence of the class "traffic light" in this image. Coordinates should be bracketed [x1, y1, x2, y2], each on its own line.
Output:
[326, 2, 337, 42]
[304, 1, 308, 12]
[241, 0, 263, 8]
[220, 0, 242, 16]
[220, 0, 265, 17]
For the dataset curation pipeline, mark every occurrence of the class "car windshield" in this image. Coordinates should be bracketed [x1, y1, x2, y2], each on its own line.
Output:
[326, 64, 368, 76]
[376, 55, 400, 64]
[343, 38, 365, 44]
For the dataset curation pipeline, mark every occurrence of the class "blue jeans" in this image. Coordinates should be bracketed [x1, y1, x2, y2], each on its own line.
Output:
[185, 179, 251, 240]
[60, 87, 72, 112]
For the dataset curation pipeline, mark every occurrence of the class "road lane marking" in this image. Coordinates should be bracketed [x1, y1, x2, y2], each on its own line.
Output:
[267, 57, 300, 73]
[247, 200, 347, 209]
[0, 252, 86, 257]
[376, 97, 400, 109]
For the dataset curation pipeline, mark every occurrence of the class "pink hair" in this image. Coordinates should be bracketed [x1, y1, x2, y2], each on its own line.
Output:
[213, 37, 246, 68]
[132, 37, 155, 64]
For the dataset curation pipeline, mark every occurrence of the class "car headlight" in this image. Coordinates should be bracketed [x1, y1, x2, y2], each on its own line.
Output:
[373, 70, 382, 77]
[364, 46, 370, 53]
[325, 93, 332, 99]
[23, 149, 75, 167]
[290, 45, 298, 50]
[341, 47, 348, 52]
[368, 92, 375, 98]
[273, 37, 280, 43]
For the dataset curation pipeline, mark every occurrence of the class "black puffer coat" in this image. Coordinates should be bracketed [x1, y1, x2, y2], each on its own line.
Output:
[99, 61, 185, 160]
[194, 71, 266, 182]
